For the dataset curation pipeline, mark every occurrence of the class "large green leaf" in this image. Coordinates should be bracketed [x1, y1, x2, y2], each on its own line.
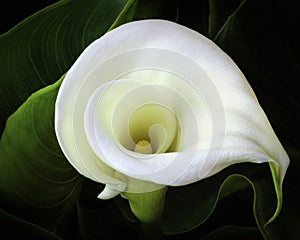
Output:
[163, 163, 277, 237]
[0, 77, 84, 238]
[0, 0, 129, 135]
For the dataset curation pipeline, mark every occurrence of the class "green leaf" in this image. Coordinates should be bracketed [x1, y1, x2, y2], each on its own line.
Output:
[0, 77, 84, 238]
[0, 0, 130, 135]
[263, 149, 300, 240]
[208, 0, 247, 40]
[162, 163, 277, 237]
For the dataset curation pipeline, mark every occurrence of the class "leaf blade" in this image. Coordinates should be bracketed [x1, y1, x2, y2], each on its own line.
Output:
[0, 77, 84, 238]
[0, 0, 129, 134]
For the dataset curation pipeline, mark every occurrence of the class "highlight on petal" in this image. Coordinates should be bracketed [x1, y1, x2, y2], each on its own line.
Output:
[55, 20, 289, 195]
[98, 184, 125, 200]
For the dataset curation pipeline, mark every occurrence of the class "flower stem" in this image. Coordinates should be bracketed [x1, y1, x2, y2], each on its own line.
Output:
[121, 187, 168, 240]
[138, 221, 163, 240]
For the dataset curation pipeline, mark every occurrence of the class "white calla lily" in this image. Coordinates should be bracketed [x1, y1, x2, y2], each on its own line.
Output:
[55, 20, 289, 201]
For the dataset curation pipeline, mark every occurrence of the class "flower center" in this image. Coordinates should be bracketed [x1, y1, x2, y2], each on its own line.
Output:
[134, 140, 153, 154]
[127, 103, 178, 154]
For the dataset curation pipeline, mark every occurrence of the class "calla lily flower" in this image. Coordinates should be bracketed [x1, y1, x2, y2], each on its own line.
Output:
[55, 20, 289, 202]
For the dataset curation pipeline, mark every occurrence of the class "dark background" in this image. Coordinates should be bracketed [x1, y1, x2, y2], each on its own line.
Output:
[0, 0, 57, 34]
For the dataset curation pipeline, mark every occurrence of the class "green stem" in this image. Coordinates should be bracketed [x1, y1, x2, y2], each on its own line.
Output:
[139, 221, 163, 240]
[121, 187, 168, 240]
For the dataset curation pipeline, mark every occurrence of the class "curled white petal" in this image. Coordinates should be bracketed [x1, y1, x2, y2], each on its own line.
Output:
[98, 185, 125, 200]
[55, 19, 289, 195]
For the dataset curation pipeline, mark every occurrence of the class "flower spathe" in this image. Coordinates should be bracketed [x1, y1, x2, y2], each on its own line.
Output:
[55, 20, 289, 199]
